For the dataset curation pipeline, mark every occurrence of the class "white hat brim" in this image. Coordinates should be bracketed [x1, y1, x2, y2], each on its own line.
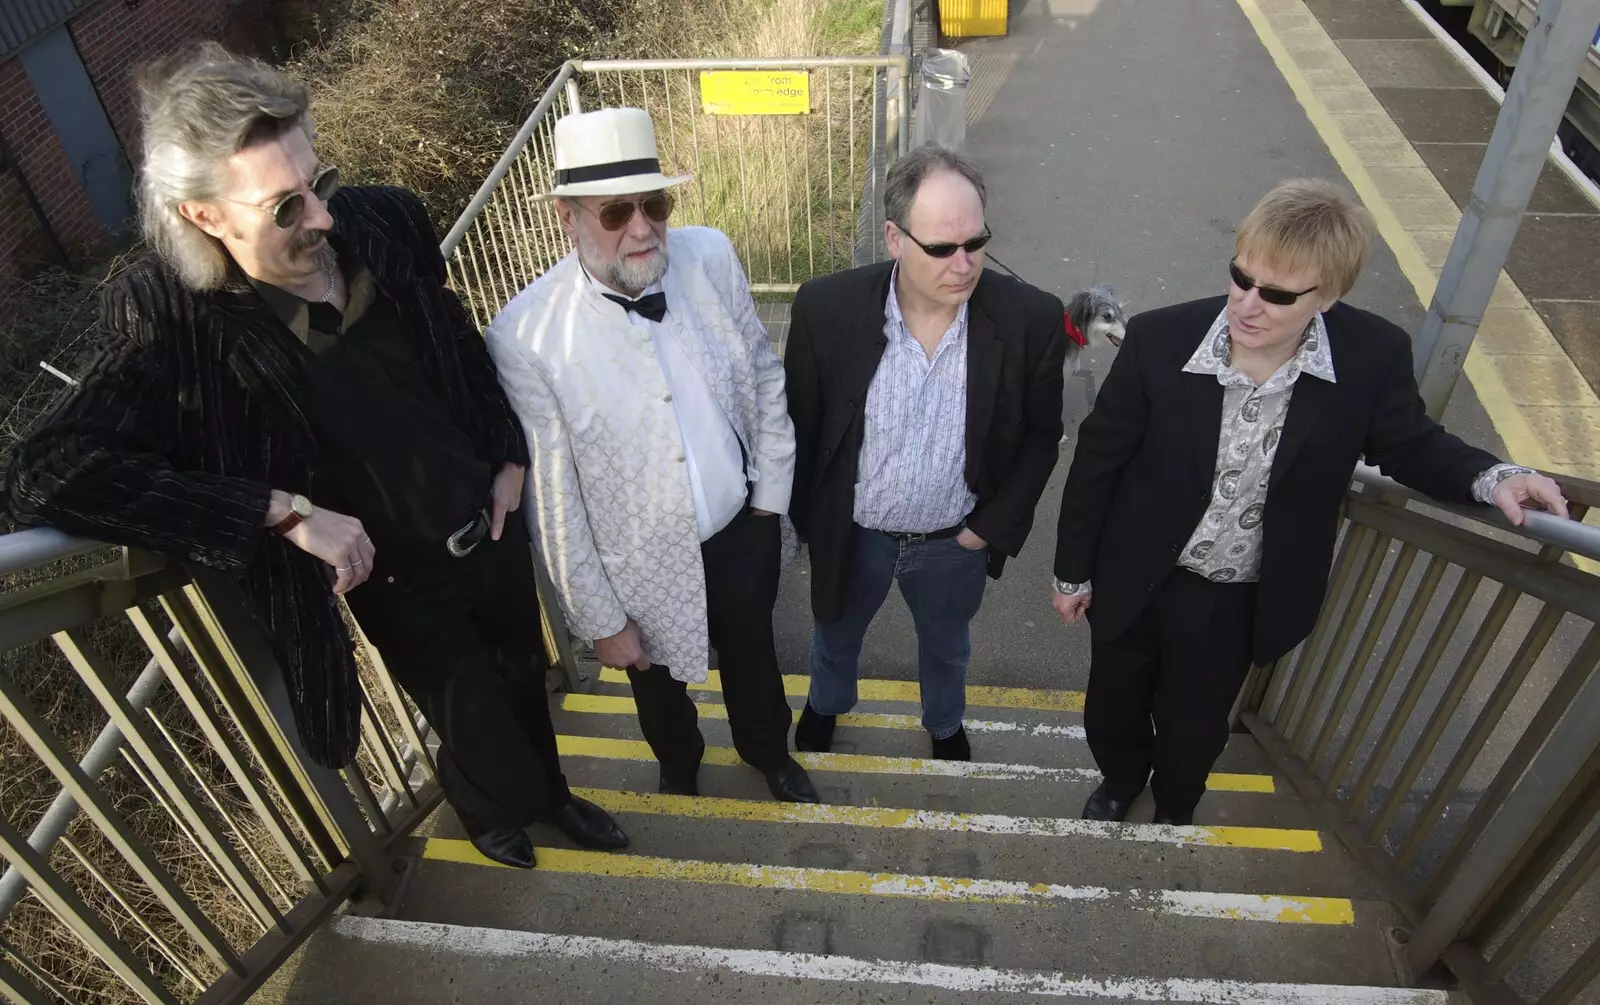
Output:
[537, 172, 694, 202]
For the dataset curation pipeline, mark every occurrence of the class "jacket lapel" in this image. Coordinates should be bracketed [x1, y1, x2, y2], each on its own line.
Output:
[1268, 373, 1334, 491]
[824, 270, 891, 457]
[964, 295, 1002, 487]
[1184, 368, 1226, 491]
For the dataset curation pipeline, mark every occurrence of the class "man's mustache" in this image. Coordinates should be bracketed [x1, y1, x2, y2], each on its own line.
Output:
[293, 230, 330, 254]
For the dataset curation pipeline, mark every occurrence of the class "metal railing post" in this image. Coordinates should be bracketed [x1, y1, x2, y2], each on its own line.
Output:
[1413, 0, 1600, 417]
[185, 570, 401, 908]
[1405, 641, 1600, 973]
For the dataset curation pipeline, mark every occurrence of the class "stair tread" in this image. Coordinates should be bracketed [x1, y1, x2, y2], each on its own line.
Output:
[282, 916, 1453, 1005]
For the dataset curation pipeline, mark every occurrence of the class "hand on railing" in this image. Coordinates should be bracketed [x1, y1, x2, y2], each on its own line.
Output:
[1488, 472, 1569, 527]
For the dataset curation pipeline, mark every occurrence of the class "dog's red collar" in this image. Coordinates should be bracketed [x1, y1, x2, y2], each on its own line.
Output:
[1064, 311, 1088, 347]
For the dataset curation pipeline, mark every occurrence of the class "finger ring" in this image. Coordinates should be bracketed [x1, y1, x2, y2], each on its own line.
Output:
[352, 558, 365, 567]
[337, 565, 352, 572]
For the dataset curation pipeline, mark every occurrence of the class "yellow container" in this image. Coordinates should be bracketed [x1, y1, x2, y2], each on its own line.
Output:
[938, 0, 1008, 37]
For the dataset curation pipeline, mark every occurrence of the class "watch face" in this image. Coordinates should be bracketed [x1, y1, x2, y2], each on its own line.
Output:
[292, 495, 314, 517]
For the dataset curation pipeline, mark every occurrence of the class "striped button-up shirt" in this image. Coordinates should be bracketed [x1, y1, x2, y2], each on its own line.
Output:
[852, 265, 977, 534]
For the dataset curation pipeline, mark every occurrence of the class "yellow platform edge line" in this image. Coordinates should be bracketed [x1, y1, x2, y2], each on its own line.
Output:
[562, 693, 1085, 737]
[569, 786, 1322, 852]
[420, 840, 1351, 924]
[1236, 0, 1598, 574]
[555, 734, 1275, 794]
[594, 667, 1086, 712]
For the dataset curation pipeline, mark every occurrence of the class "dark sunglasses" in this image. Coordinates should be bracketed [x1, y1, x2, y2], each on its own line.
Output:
[224, 165, 340, 229]
[584, 192, 675, 231]
[1229, 259, 1317, 306]
[899, 224, 993, 259]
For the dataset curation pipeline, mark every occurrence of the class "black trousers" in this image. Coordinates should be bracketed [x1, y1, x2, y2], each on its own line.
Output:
[1085, 567, 1257, 816]
[626, 506, 793, 781]
[346, 517, 571, 836]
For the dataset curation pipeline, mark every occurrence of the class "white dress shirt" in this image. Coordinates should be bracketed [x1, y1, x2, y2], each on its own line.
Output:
[585, 267, 747, 541]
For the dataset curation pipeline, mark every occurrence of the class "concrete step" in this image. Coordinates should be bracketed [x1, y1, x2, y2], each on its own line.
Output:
[277, 915, 1460, 1005]
[414, 786, 1383, 897]
[389, 850, 1405, 987]
[552, 693, 1280, 776]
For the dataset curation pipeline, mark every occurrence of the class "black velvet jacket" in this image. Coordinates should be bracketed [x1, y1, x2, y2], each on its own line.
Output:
[5, 186, 529, 767]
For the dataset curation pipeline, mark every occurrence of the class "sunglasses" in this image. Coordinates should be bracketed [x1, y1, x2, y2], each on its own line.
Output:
[899, 224, 993, 259]
[224, 165, 341, 229]
[583, 192, 675, 231]
[1229, 259, 1317, 306]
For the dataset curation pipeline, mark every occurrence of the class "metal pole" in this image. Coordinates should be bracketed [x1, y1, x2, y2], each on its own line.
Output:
[1413, 0, 1600, 418]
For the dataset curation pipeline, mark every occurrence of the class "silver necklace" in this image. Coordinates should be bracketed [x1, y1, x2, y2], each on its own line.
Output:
[320, 251, 338, 303]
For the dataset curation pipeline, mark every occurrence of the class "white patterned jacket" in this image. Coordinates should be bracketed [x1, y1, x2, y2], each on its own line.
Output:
[484, 227, 795, 681]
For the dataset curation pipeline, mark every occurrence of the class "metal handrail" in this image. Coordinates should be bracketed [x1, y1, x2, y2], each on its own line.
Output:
[1351, 463, 1600, 562]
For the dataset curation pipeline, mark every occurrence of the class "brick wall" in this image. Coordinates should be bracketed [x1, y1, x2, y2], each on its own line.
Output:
[71, 0, 247, 156]
[0, 57, 103, 275]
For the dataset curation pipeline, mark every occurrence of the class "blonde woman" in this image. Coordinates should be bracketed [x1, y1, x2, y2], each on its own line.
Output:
[1051, 179, 1568, 826]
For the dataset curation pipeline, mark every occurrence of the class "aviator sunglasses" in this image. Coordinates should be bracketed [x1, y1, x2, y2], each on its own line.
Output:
[898, 224, 993, 259]
[583, 192, 676, 231]
[1229, 258, 1318, 306]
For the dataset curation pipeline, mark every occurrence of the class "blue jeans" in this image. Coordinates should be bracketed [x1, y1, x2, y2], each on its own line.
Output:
[809, 525, 989, 739]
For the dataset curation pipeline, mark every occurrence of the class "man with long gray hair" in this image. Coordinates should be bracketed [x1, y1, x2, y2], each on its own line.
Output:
[4, 43, 627, 870]
[786, 142, 1068, 761]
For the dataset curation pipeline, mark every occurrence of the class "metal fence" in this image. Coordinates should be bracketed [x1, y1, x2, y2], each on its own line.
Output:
[1238, 466, 1600, 1005]
[0, 532, 439, 1004]
[441, 54, 909, 327]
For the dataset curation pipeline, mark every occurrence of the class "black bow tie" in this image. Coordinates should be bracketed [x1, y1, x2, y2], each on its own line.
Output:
[603, 291, 668, 322]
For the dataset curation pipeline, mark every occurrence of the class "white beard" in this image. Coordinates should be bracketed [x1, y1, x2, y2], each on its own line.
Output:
[577, 229, 669, 295]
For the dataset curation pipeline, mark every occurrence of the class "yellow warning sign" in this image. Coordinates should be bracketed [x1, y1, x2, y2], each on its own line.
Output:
[699, 71, 811, 115]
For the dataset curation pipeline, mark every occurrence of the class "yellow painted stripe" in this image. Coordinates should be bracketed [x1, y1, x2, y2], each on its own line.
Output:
[570, 786, 1322, 852]
[595, 667, 1085, 712]
[563, 693, 1087, 738]
[422, 840, 1352, 924]
[555, 734, 1275, 793]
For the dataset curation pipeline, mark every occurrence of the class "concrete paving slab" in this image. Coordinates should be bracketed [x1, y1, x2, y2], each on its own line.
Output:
[1370, 86, 1498, 143]
[1300, 0, 1435, 38]
[1413, 142, 1599, 215]
[1532, 301, 1600, 389]
[1509, 216, 1600, 302]
[1334, 39, 1482, 89]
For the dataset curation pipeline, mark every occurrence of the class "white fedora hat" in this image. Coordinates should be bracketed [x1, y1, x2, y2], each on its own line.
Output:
[538, 107, 692, 201]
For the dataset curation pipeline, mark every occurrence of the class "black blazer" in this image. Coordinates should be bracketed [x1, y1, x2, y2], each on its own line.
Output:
[4, 186, 529, 768]
[786, 262, 1068, 622]
[1053, 295, 1498, 665]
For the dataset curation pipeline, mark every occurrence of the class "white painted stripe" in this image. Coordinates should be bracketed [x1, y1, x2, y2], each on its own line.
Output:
[333, 916, 1451, 1004]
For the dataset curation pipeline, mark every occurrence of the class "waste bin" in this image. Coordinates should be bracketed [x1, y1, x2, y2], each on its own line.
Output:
[912, 48, 973, 151]
[937, 0, 1007, 37]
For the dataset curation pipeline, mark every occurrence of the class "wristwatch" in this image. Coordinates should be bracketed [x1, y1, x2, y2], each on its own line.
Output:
[272, 494, 314, 535]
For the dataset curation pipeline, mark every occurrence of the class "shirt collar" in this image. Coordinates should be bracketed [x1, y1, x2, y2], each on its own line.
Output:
[248, 252, 377, 341]
[1183, 307, 1335, 388]
[884, 262, 969, 349]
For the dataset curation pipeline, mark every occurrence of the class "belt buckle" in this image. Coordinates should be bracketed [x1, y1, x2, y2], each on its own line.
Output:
[447, 509, 489, 558]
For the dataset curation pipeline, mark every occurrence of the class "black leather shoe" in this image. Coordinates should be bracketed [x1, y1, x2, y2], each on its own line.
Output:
[765, 759, 820, 803]
[659, 769, 700, 796]
[1081, 782, 1137, 822]
[553, 796, 629, 850]
[1153, 808, 1195, 826]
[794, 703, 836, 753]
[470, 827, 536, 869]
[930, 726, 971, 761]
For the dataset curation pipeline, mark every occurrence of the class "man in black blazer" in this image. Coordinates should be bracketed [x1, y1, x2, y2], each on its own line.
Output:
[4, 44, 624, 870]
[786, 143, 1067, 760]
[1052, 179, 1568, 825]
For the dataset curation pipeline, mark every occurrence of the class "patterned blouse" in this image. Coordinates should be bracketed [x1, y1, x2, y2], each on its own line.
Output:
[1053, 307, 1531, 596]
